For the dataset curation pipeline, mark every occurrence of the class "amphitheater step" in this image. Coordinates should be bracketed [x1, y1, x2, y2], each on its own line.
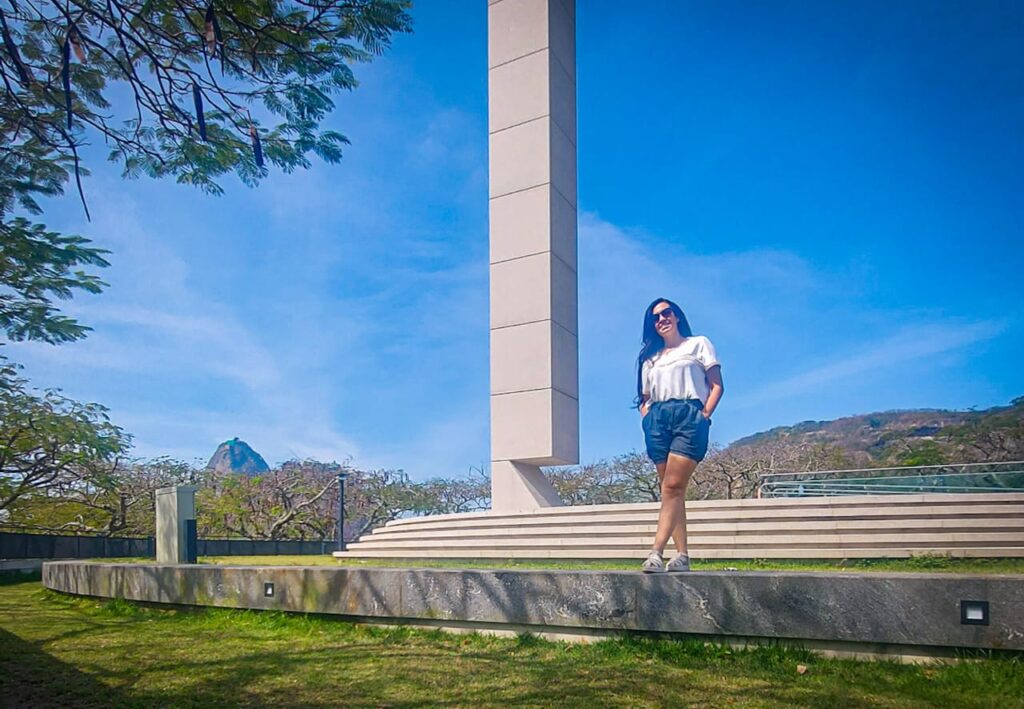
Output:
[337, 492, 1024, 561]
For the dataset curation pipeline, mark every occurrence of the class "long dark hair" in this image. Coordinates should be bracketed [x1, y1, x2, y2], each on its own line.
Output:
[633, 298, 693, 408]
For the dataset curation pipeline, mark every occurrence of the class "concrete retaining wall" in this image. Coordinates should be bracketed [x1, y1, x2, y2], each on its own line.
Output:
[43, 561, 1024, 657]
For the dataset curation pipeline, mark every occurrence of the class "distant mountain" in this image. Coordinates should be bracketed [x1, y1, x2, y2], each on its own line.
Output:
[729, 397, 1024, 467]
[206, 438, 270, 475]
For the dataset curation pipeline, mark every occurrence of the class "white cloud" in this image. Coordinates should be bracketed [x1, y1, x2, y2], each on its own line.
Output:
[8, 85, 492, 478]
[576, 211, 825, 387]
[735, 319, 1006, 408]
[573, 213, 1014, 458]
[10, 202, 1015, 477]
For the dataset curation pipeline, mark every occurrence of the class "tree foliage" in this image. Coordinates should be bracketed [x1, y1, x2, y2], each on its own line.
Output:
[941, 400, 1024, 463]
[0, 218, 109, 348]
[2, 0, 412, 216]
[198, 460, 341, 539]
[5, 455, 193, 534]
[0, 370, 129, 514]
[0, 0, 412, 533]
[410, 466, 490, 515]
[547, 452, 660, 505]
[2, 0, 411, 348]
[4, 399, 1022, 540]
[692, 440, 852, 500]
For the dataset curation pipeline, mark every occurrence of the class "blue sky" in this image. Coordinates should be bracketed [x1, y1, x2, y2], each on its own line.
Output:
[11, 1, 1024, 478]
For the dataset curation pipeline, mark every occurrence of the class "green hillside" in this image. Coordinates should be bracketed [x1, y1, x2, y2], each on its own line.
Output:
[730, 397, 1024, 468]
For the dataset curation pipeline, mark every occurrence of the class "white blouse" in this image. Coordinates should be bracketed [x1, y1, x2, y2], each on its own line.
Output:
[642, 336, 720, 405]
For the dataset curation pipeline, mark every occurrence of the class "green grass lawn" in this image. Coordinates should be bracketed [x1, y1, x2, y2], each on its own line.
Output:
[171, 555, 1024, 575]
[2, 574, 1022, 707]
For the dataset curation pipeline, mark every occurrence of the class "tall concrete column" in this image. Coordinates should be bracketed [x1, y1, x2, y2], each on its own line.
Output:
[488, 0, 578, 511]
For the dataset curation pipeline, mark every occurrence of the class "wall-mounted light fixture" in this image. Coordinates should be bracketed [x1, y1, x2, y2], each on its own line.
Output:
[960, 600, 989, 626]
[264, 582, 275, 598]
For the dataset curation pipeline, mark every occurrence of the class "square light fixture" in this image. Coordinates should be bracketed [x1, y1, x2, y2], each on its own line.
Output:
[960, 600, 989, 626]
[264, 582, 275, 598]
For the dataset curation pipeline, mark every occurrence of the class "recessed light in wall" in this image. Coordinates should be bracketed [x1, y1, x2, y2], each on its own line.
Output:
[264, 582, 274, 598]
[960, 600, 989, 626]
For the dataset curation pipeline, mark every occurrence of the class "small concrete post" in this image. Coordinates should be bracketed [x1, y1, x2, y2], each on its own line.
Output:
[155, 485, 198, 564]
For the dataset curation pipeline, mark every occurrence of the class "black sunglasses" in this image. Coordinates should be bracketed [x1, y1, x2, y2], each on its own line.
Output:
[652, 309, 675, 322]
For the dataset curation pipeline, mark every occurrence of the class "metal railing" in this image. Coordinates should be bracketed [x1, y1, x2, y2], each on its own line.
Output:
[758, 461, 1024, 498]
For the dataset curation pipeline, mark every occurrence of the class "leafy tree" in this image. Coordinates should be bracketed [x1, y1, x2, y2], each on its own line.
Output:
[3, 456, 195, 535]
[1, 2, 412, 534]
[2, 0, 413, 214]
[546, 461, 619, 505]
[0, 371, 129, 514]
[896, 440, 947, 467]
[0, 220, 110, 356]
[2, 0, 411, 382]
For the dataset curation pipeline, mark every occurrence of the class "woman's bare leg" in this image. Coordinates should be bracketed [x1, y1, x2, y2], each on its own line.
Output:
[652, 454, 698, 555]
[655, 461, 685, 553]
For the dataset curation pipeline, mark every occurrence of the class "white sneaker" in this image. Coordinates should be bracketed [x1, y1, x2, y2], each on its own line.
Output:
[641, 551, 665, 573]
[666, 554, 691, 572]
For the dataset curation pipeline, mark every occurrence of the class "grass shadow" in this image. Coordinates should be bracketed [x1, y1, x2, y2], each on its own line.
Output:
[0, 627, 142, 708]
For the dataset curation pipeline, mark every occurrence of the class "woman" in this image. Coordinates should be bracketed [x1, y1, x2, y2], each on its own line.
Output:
[636, 298, 724, 573]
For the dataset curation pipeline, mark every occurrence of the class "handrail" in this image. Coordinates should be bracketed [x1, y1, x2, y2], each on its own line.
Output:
[758, 462, 1024, 497]
[759, 460, 1024, 479]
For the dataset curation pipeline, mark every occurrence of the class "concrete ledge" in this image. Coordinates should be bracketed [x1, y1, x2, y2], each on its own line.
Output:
[42, 561, 1024, 657]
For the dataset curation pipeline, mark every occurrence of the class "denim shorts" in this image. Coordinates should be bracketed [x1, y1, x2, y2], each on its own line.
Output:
[642, 398, 710, 464]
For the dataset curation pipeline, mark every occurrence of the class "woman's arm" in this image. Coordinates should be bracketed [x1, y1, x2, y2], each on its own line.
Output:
[640, 394, 651, 417]
[703, 365, 724, 419]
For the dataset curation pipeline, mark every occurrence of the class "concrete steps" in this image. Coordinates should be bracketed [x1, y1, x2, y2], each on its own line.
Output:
[335, 492, 1024, 560]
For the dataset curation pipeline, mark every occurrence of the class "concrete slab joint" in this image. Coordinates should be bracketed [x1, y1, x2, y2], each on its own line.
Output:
[488, 0, 577, 511]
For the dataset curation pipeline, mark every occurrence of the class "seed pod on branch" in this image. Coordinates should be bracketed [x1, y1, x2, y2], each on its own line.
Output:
[204, 4, 223, 61]
[69, 25, 86, 63]
[61, 36, 72, 128]
[0, 13, 32, 85]
[192, 82, 207, 141]
[250, 125, 264, 167]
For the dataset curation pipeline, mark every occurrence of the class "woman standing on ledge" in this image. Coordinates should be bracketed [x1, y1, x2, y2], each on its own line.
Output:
[636, 298, 724, 573]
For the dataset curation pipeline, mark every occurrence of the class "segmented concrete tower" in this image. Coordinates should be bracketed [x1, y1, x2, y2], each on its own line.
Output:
[488, 0, 578, 511]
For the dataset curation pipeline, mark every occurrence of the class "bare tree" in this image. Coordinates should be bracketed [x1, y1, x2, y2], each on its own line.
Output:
[198, 460, 340, 540]
[413, 466, 490, 515]
[692, 440, 853, 500]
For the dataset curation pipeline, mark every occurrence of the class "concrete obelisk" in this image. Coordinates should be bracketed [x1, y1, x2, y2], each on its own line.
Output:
[488, 0, 578, 511]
